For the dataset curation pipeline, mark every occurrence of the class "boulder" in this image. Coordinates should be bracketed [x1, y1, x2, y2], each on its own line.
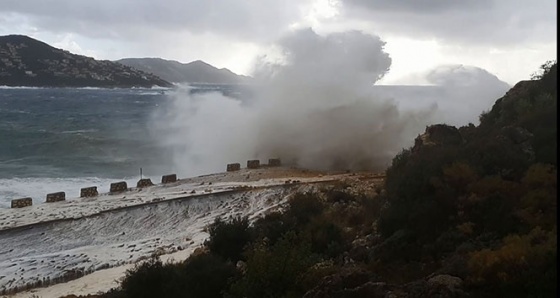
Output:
[413, 124, 463, 152]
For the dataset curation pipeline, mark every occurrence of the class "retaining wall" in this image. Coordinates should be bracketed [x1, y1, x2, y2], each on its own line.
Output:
[110, 181, 128, 193]
[46, 192, 65, 203]
[8, 158, 283, 208]
[11, 198, 32, 208]
[80, 187, 98, 198]
[161, 174, 177, 184]
[137, 178, 154, 188]
[227, 163, 241, 172]
[247, 160, 260, 169]
[268, 158, 281, 167]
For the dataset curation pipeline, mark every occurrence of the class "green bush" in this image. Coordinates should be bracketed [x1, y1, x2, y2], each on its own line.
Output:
[120, 257, 182, 298]
[468, 228, 557, 297]
[206, 216, 252, 262]
[284, 192, 324, 227]
[180, 253, 237, 298]
[228, 232, 317, 298]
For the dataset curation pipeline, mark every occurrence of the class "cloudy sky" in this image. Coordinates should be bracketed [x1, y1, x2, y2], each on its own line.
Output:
[0, 0, 556, 85]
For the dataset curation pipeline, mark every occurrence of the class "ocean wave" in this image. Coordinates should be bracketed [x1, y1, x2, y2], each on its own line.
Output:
[0, 86, 44, 89]
[137, 92, 165, 96]
[0, 176, 156, 208]
[60, 129, 99, 134]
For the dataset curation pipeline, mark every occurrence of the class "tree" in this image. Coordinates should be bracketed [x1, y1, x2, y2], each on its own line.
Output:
[530, 60, 556, 80]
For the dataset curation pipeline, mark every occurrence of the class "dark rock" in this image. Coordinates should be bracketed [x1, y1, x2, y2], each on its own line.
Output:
[413, 124, 463, 152]
[500, 126, 533, 144]
[400, 275, 466, 298]
[303, 266, 377, 298]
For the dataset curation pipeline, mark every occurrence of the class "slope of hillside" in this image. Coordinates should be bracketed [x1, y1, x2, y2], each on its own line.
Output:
[116, 58, 250, 84]
[1, 167, 376, 296]
[0, 35, 172, 88]
[73, 62, 556, 298]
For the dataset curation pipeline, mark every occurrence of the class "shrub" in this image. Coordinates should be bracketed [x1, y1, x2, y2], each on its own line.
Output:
[284, 192, 324, 227]
[304, 216, 345, 258]
[467, 228, 557, 297]
[228, 232, 317, 298]
[120, 256, 181, 298]
[180, 253, 237, 298]
[207, 216, 252, 262]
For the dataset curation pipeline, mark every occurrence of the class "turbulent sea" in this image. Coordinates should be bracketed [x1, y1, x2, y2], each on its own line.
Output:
[0, 87, 190, 207]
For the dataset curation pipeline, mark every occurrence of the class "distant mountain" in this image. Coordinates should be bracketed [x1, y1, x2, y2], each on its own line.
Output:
[116, 58, 251, 84]
[0, 35, 172, 88]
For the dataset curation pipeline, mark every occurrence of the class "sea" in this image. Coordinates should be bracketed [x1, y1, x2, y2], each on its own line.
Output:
[0, 86, 237, 208]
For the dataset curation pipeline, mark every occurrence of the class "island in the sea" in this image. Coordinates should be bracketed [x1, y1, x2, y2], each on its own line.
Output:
[0, 35, 173, 88]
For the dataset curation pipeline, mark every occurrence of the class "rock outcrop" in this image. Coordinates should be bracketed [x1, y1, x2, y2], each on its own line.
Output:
[413, 124, 463, 152]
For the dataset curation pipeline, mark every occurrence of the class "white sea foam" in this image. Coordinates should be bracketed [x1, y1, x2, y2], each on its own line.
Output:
[0, 85, 44, 89]
[0, 176, 157, 208]
[0, 168, 345, 295]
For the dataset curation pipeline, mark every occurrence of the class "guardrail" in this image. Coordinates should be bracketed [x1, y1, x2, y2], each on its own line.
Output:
[9, 158, 283, 208]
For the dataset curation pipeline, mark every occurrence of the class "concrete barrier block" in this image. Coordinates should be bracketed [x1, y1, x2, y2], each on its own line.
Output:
[11, 197, 32, 208]
[137, 178, 154, 188]
[110, 181, 128, 193]
[268, 158, 281, 167]
[162, 174, 177, 184]
[227, 163, 241, 172]
[46, 192, 65, 203]
[80, 186, 98, 198]
[247, 160, 260, 169]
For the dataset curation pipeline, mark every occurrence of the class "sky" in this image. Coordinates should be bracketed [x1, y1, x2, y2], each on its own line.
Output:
[0, 0, 556, 85]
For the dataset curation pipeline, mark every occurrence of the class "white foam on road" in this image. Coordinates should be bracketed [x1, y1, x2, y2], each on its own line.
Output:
[1, 168, 352, 296]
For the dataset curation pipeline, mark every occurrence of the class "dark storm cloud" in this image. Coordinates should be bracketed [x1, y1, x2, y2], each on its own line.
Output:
[346, 0, 487, 13]
[342, 0, 556, 45]
[0, 0, 303, 41]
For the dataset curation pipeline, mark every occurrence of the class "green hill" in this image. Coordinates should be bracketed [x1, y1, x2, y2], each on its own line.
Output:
[0, 35, 172, 88]
[116, 58, 251, 84]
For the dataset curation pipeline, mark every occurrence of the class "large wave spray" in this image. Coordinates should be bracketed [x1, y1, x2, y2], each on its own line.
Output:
[150, 29, 439, 176]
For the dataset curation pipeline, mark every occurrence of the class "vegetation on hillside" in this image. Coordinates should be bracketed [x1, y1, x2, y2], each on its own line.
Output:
[82, 62, 556, 298]
[0, 35, 172, 88]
